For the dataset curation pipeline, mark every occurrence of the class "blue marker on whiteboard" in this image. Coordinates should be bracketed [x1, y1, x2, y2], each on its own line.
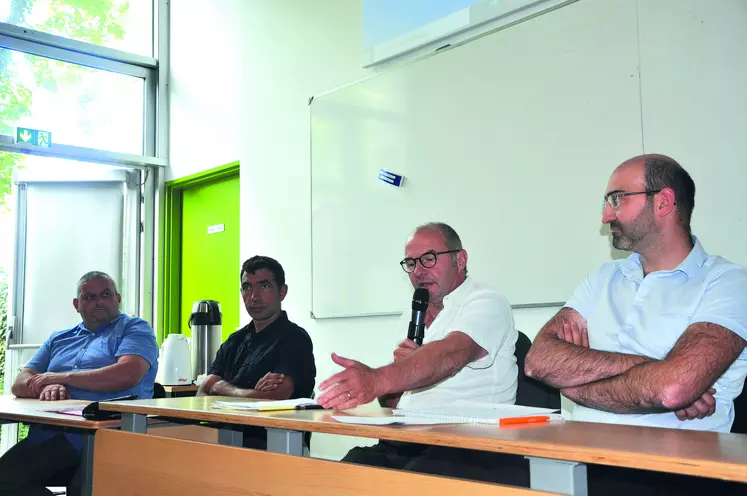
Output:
[378, 169, 404, 187]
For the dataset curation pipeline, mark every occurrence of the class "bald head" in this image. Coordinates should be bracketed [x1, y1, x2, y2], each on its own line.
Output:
[616, 154, 695, 234]
[409, 222, 463, 251]
[404, 222, 468, 305]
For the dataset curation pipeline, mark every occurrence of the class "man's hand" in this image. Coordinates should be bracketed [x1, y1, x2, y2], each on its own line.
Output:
[317, 353, 381, 410]
[39, 384, 69, 401]
[675, 388, 717, 421]
[255, 373, 285, 393]
[558, 321, 589, 348]
[393, 339, 419, 361]
[27, 373, 64, 398]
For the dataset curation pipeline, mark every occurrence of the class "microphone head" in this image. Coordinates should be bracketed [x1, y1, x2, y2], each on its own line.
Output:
[412, 287, 429, 311]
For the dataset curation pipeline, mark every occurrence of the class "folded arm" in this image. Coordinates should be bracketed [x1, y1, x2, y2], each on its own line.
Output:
[561, 322, 745, 413]
[525, 308, 654, 388]
[198, 373, 295, 400]
[12, 368, 41, 398]
[19, 355, 151, 397]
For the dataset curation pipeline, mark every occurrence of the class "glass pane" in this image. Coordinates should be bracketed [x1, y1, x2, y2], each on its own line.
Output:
[0, 47, 144, 154]
[0, 0, 153, 57]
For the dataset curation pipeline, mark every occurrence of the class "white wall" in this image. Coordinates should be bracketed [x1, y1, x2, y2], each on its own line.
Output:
[167, 0, 746, 461]
[168, 0, 243, 180]
[233, 0, 560, 459]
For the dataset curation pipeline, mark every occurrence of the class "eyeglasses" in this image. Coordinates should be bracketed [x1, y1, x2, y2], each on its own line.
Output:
[604, 190, 661, 209]
[400, 250, 461, 273]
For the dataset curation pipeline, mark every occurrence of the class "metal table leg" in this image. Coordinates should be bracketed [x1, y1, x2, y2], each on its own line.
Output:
[526, 457, 588, 495]
[120, 413, 148, 433]
[266, 428, 304, 456]
[218, 426, 244, 447]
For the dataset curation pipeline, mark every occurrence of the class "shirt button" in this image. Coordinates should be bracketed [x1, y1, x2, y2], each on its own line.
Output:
[74, 365, 78, 369]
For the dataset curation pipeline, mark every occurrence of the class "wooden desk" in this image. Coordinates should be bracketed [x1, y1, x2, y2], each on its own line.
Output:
[101, 396, 747, 495]
[0, 396, 119, 496]
[94, 430, 554, 495]
[161, 384, 199, 398]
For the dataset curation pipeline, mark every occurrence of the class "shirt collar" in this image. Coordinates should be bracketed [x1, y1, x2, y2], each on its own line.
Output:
[442, 276, 474, 307]
[78, 312, 124, 333]
[247, 310, 288, 335]
[618, 236, 707, 281]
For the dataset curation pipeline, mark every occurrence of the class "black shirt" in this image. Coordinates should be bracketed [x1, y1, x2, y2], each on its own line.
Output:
[208, 311, 316, 398]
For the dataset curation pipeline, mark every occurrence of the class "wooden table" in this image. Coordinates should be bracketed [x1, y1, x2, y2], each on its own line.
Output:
[161, 384, 199, 398]
[0, 396, 119, 496]
[101, 396, 747, 495]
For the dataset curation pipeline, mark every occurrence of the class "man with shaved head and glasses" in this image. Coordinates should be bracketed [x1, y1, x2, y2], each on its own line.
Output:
[318, 222, 526, 484]
[526, 154, 747, 495]
[0, 271, 158, 496]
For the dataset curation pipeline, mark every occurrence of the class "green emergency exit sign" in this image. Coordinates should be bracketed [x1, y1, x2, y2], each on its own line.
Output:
[16, 127, 52, 148]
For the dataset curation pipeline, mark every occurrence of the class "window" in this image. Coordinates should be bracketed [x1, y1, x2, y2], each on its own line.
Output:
[0, 0, 153, 57]
[0, 47, 145, 154]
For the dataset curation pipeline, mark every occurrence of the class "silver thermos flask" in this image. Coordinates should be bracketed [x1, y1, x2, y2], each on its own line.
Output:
[189, 300, 222, 380]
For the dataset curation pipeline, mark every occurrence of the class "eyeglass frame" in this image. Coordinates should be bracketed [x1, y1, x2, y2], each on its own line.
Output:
[400, 249, 462, 273]
[603, 189, 661, 209]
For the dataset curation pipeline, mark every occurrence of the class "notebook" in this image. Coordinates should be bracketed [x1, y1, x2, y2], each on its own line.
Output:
[46, 407, 85, 417]
[332, 400, 561, 426]
[211, 398, 319, 411]
[332, 415, 470, 426]
[393, 400, 560, 424]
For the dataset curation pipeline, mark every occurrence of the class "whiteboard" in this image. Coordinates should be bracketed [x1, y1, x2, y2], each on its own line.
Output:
[311, 0, 642, 318]
[637, 0, 747, 273]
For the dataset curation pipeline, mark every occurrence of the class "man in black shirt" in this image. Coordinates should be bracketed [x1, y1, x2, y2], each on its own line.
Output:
[198, 256, 316, 446]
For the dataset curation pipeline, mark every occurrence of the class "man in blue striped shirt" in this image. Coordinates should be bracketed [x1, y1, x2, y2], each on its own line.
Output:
[0, 271, 158, 496]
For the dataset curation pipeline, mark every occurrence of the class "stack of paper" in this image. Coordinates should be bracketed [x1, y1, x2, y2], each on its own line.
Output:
[332, 400, 562, 425]
[212, 398, 319, 411]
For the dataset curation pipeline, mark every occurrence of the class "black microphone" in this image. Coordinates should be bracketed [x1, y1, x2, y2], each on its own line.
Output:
[407, 288, 429, 346]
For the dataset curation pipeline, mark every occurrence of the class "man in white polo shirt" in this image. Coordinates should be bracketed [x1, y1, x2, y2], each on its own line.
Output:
[525, 154, 747, 495]
[317, 222, 524, 484]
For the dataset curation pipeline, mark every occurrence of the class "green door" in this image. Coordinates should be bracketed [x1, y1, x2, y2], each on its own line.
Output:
[180, 175, 240, 342]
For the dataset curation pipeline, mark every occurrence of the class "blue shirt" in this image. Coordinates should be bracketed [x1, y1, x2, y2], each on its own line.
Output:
[567, 237, 747, 432]
[25, 313, 159, 449]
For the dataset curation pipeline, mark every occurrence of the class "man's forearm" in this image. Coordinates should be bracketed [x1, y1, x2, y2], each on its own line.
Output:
[562, 361, 674, 413]
[375, 337, 473, 396]
[210, 380, 290, 399]
[197, 374, 221, 396]
[525, 333, 653, 388]
[11, 372, 37, 398]
[57, 362, 144, 392]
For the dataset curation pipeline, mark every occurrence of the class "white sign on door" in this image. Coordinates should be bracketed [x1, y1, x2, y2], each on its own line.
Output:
[207, 223, 225, 235]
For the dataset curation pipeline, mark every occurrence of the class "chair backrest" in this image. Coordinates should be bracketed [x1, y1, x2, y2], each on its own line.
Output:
[153, 382, 166, 399]
[93, 430, 552, 495]
[731, 387, 747, 434]
[514, 331, 561, 410]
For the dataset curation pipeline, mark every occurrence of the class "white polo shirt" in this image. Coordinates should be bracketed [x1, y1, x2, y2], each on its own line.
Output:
[567, 237, 747, 431]
[396, 277, 518, 410]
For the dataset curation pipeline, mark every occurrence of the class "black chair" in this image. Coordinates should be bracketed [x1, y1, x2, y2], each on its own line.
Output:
[153, 382, 166, 399]
[514, 331, 561, 409]
[731, 387, 747, 434]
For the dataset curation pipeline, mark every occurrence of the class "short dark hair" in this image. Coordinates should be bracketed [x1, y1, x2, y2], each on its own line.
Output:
[642, 155, 696, 234]
[77, 271, 118, 296]
[240, 256, 286, 287]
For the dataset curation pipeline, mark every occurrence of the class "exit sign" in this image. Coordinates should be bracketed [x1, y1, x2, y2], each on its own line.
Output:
[16, 127, 52, 148]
